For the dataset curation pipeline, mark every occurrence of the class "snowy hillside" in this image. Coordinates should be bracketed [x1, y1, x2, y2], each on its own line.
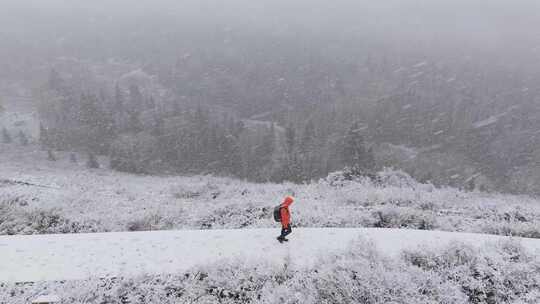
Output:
[1, 144, 540, 238]
[3, 1, 540, 302]
[2, 144, 540, 303]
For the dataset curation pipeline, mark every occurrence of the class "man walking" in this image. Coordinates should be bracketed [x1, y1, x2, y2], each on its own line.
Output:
[277, 196, 294, 243]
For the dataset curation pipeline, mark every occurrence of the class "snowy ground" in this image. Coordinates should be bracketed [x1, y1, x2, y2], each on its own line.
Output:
[1, 228, 540, 283]
[2, 145, 540, 302]
[2, 144, 540, 239]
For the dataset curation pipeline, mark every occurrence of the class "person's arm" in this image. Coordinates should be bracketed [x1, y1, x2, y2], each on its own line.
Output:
[280, 207, 290, 227]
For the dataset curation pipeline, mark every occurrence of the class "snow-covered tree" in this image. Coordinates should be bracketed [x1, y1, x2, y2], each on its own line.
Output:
[341, 122, 375, 171]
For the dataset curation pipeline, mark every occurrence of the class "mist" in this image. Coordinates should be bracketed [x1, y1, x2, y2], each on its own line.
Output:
[4, 2, 540, 302]
[1, 0, 540, 194]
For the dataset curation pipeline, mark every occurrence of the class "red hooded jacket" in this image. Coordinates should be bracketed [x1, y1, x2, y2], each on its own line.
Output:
[280, 196, 294, 227]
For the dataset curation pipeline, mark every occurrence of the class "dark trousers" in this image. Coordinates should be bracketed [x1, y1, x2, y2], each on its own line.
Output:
[280, 225, 292, 239]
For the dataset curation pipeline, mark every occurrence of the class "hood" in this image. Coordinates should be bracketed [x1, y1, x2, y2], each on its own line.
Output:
[282, 196, 294, 207]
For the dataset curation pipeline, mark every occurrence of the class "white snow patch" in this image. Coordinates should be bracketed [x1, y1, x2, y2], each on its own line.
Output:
[418, 144, 442, 153]
[384, 144, 419, 160]
[413, 61, 428, 68]
[473, 116, 499, 129]
[409, 72, 424, 79]
[32, 294, 61, 303]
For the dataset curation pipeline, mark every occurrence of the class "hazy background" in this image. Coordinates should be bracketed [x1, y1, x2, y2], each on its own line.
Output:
[1, 0, 540, 194]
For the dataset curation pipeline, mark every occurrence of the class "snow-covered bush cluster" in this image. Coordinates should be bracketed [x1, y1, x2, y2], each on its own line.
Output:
[0, 200, 100, 235]
[2, 238, 539, 304]
[1, 150, 540, 237]
[402, 240, 540, 303]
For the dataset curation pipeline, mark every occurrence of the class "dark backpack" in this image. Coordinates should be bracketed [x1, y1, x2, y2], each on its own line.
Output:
[273, 205, 282, 222]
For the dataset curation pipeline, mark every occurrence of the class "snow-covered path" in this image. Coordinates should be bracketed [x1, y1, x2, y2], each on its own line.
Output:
[2, 228, 540, 283]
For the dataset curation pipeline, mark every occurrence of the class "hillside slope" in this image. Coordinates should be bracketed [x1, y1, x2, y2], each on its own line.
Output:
[2, 144, 540, 239]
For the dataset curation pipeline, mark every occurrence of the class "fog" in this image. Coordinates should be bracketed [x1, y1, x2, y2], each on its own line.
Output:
[1, 0, 540, 194]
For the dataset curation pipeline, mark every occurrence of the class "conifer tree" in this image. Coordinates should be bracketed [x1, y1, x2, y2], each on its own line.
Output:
[47, 149, 57, 161]
[39, 123, 49, 149]
[300, 119, 318, 180]
[219, 134, 242, 175]
[341, 121, 375, 171]
[18, 130, 28, 146]
[86, 152, 100, 169]
[70, 153, 78, 163]
[114, 84, 124, 112]
[285, 123, 295, 156]
[2, 127, 12, 144]
[128, 84, 143, 112]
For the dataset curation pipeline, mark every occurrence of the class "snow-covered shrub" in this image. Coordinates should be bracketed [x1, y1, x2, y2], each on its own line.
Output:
[309, 238, 467, 304]
[324, 169, 374, 187]
[198, 204, 271, 229]
[172, 181, 221, 200]
[0, 203, 100, 235]
[371, 206, 437, 230]
[25, 209, 69, 233]
[402, 240, 540, 304]
[481, 221, 540, 239]
[2, 156, 540, 238]
[5, 238, 539, 304]
[126, 214, 172, 231]
[376, 168, 422, 189]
